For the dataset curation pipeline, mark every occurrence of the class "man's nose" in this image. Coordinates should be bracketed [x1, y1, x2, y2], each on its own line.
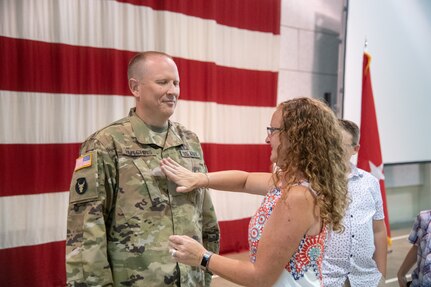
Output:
[167, 82, 179, 94]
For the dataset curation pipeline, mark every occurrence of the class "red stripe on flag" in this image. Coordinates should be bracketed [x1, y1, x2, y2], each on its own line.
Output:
[219, 217, 251, 254]
[202, 143, 272, 172]
[0, 143, 271, 196]
[116, 0, 281, 34]
[175, 58, 278, 107]
[0, 36, 278, 107]
[0, 241, 66, 287]
[0, 143, 80, 197]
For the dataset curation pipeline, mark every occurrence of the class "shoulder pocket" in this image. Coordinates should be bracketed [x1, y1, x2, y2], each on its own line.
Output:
[69, 151, 99, 204]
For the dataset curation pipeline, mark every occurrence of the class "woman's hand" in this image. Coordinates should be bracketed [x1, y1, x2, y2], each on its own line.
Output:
[160, 157, 205, 192]
[169, 235, 207, 267]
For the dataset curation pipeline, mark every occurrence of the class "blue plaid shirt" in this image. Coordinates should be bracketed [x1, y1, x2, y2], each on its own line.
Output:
[409, 210, 431, 287]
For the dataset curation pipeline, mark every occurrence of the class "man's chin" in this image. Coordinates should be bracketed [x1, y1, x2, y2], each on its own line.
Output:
[163, 108, 176, 118]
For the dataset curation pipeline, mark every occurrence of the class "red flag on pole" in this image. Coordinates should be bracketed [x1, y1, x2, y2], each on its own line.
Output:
[357, 52, 392, 246]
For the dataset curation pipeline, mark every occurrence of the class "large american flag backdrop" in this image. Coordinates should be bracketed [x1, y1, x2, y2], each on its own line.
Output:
[0, 0, 281, 285]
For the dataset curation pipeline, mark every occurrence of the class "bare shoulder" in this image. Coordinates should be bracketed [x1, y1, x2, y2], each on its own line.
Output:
[272, 185, 318, 233]
[284, 184, 315, 203]
[281, 185, 320, 233]
[273, 186, 315, 219]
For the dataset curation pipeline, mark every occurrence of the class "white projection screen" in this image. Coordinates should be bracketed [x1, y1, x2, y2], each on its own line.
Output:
[343, 0, 431, 164]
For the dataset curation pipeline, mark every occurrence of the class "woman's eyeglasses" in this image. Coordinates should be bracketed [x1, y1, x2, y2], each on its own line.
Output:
[267, 127, 282, 137]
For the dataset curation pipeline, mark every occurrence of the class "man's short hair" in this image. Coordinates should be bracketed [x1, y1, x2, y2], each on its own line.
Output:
[338, 119, 360, 146]
[127, 51, 174, 80]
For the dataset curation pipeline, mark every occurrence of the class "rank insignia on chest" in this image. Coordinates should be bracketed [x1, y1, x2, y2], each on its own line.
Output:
[179, 150, 200, 159]
[75, 153, 92, 171]
[75, 177, 88, 194]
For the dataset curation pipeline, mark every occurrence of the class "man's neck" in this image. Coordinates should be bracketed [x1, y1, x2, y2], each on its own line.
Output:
[135, 109, 169, 129]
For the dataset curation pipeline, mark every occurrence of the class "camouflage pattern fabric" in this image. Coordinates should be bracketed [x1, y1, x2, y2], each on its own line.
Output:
[66, 108, 220, 287]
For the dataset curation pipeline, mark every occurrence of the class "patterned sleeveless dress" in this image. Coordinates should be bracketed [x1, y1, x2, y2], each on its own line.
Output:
[248, 182, 327, 287]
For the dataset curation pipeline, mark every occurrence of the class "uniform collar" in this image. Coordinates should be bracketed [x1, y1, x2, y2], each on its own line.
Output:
[128, 108, 184, 148]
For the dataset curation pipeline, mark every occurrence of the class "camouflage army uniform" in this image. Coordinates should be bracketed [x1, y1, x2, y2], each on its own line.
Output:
[66, 108, 220, 287]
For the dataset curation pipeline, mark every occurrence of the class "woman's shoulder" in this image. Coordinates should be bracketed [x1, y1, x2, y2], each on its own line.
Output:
[284, 182, 316, 201]
[276, 186, 316, 219]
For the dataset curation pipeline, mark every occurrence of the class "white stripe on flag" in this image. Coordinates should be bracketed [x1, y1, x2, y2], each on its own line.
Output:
[0, 189, 263, 249]
[0, 0, 279, 72]
[0, 192, 69, 249]
[210, 191, 264, 221]
[0, 91, 274, 144]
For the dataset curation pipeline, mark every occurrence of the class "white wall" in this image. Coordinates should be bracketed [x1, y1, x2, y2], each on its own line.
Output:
[344, 0, 431, 164]
[278, 0, 345, 104]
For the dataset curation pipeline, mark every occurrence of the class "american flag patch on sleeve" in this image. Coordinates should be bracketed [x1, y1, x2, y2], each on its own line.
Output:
[75, 153, 92, 171]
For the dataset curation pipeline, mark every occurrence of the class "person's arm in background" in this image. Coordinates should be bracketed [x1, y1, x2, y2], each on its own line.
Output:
[397, 244, 417, 287]
[397, 212, 422, 287]
[160, 157, 273, 195]
[66, 139, 116, 286]
[372, 219, 387, 277]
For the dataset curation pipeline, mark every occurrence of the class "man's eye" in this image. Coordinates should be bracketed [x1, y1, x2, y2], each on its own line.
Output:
[157, 80, 168, 85]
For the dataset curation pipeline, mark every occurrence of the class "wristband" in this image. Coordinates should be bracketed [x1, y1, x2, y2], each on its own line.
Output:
[200, 251, 213, 271]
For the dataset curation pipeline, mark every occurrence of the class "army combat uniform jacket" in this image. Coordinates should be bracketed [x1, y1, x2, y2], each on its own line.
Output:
[66, 109, 220, 287]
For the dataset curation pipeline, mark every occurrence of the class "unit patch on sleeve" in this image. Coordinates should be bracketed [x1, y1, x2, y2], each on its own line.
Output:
[75, 177, 88, 195]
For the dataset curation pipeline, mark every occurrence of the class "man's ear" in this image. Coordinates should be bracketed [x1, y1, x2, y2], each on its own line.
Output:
[353, 144, 360, 154]
[129, 78, 140, 98]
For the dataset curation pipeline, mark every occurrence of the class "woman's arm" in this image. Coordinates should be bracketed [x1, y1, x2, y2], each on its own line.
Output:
[160, 157, 272, 195]
[169, 185, 317, 287]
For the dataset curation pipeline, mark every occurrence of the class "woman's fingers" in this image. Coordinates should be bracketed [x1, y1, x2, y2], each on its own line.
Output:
[169, 235, 184, 244]
[161, 158, 182, 177]
[168, 235, 206, 266]
[167, 157, 180, 167]
[161, 157, 179, 169]
[160, 158, 197, 193]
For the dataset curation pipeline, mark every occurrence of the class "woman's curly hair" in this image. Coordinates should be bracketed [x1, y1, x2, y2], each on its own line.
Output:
[274, 97, 348, 232]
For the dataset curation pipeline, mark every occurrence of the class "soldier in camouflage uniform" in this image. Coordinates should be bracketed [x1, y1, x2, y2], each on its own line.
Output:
[66, 51, 220, 286]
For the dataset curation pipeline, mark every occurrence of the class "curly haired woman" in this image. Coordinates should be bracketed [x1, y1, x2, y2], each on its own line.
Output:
[160, 97, 348, 287]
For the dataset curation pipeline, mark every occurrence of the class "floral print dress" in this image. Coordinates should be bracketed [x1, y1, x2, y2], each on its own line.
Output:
[248, 182, 326, 287]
